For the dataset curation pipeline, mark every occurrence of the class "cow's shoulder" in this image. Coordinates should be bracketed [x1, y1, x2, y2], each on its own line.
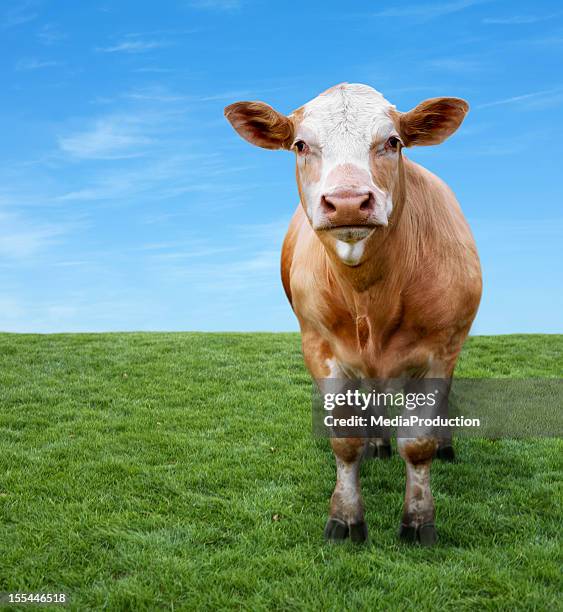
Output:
[281, 205, 307, 307]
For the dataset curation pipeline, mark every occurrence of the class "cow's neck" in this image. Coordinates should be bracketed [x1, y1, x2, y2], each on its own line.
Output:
[326, 226, 408, 296]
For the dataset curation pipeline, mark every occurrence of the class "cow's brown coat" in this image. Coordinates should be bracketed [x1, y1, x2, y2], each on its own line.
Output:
[225, 87, 482, 544]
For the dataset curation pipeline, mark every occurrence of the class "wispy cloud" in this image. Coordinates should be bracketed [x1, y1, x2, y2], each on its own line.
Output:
[0, 293, 166, 333]
[148, 245, 237, 261]
[148, 220, 291, 296]
[123, 85, 286, 105]
[160, 249, 281, 293]
[55, 151, 233, 204]
[235, 219, 289, 243]
[124, 87, 189, 103]
[134, 67, 176, 74]
[477, 88, 563, 109]
[1, 1, 37, 29]
[96, 39, 169, 53]
[37, 23, 66, 44]
[188, 0, 241, 10]
[424, 57, 481, 72]
[15, 58, 60, 71]
[199, 89, 254, 101]
[468, 142, 528, 157]
[58, 115, 154, 160]
[483, 14, 558, 25]
[198, 86, 289, 103]
[0, 211, 66, 259]
[525, 34, 563, 48]
[372, 0, 489, 20]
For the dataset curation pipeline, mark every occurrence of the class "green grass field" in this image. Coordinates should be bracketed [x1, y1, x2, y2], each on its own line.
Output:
[0, 333, 561, 611]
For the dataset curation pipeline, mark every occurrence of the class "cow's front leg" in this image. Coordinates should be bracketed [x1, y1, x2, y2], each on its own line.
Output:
[397, 437, 438, 546]
[324, 437, 368, 543]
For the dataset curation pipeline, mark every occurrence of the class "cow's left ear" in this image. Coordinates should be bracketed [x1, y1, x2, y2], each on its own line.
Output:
[224, 101, 294, 150]
[394, 97, 469, 147]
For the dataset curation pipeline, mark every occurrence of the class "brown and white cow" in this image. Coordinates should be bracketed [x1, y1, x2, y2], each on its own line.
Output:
[225, 83, 482, 546]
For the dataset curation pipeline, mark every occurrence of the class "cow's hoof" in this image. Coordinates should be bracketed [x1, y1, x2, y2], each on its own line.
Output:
[398, 523, 417, 543]
[324, 518, 348, 541]
[349, 521, 369, 543]
[398, 522, 437, 546]
[418, 523, 437, 546]
[324, 518, 368, 543]
[364, 442, 392, 460]
[436, 445, 455, 462]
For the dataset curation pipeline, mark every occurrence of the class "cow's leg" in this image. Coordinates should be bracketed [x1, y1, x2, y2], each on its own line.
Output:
[396, 373, 445, 546]
[324, 437, 368, 543]
[397, 436, 438, 546]
[299, 329, 369, 543]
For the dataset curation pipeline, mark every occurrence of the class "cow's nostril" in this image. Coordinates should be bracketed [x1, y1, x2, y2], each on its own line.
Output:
[322, 196, 337, 214]
[359, 194, 373, 211]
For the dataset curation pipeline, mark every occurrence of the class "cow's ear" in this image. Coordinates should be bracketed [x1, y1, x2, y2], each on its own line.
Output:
[394, 97, 469, 147]
[224, 101, 294, 150]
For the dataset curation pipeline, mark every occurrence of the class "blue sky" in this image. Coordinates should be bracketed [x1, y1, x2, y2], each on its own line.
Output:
[1, 0, 562, 333]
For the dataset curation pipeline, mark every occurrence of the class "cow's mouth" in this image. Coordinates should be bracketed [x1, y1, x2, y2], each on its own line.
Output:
[326, 225, 376, 243]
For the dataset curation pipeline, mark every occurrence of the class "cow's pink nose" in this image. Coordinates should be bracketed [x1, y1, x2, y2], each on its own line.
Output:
[321, 189, 375, 226]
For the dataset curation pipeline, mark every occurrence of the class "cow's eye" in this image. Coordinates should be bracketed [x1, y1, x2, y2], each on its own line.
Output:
[294, 140, 309, 155]
[385, 136, 401, 152]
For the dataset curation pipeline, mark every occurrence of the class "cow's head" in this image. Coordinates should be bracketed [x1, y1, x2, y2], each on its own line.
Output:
[225, 83, 468, 267]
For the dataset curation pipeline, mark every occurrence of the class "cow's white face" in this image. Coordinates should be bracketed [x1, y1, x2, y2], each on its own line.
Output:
[290, 84, 399, 266]
[225, 83, 468, 267]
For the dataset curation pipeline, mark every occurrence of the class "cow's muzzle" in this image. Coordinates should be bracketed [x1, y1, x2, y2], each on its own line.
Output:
[320, 188, 376, 227]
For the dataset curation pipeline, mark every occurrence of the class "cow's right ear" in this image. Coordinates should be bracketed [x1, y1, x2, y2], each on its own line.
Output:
[224, 101, 294, 150]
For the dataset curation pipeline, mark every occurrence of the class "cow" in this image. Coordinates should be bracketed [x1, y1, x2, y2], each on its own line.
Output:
[224, 83, 482, 546]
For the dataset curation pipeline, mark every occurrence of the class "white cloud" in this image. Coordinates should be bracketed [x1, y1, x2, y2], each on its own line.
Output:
[483, 14, 557, 25]
[15, 58, 60, 71]
[0, 211, 66, 259]
[58, 115, 153, 160]
[55, 152, 226, 202]
[372, 0, 489, 20]
[162, 249, 281, 293]
[124, 87, 189, 103]
[1, 2, 37, 29]
[424, 58, 481, 72]
[199, 89, 253, 101]
[477, 88, 563, 109]
[96, 39, 168, 53]
[133, 67, 176, 74]
[145, 220, 289, 295]
[0, 294, 165, 333]
[149, 246, 237, 261]
[189, 0, 241, 10]
[235, 219, 289, 243]
[37, 23, 66, 45]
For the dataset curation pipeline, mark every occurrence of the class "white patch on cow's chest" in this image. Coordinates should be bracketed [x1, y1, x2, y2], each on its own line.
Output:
[325, 357, 364, 379]
[335, 238, 367, 266]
